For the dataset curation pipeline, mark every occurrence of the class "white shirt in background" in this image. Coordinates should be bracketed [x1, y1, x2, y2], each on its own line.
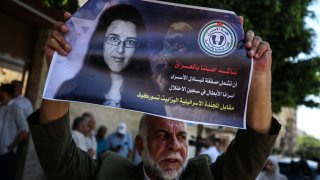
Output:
[0, 101, 29, 155]
[201, 146, 220, 163]
[71, 130, 88, 152]
[85, 130, 97, 159]
[12, 95, 33, 117]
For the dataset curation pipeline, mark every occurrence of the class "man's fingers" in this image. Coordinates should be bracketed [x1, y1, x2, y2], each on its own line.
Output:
[54, 21, 69, 33]
[51, 19, 71, 53]
[245, 30, 255, 48]
[43, 13, 72, 68]
[52, 30, 72, 52]
[47, 38, 67, 56]
[238, 16, 244, 26]
[62, 12, 72, 33]
[248, 36, 262, 57]
[253, 50, 272, 72]
[45, 48, 54, 64]
[254, 41, 270, 59]
[64, 12, 72, 21]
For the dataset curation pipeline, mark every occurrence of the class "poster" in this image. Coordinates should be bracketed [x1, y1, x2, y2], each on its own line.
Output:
[43, 0, 253, 128]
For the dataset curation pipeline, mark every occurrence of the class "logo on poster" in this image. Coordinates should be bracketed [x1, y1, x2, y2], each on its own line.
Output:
[199, 22, 236, 57]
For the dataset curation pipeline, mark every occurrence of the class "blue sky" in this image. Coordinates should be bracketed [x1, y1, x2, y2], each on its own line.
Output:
[296, 0, 320, 139]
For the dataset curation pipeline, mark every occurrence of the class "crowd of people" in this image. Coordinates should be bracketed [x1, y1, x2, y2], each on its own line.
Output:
[0, 81, 32, 180]
[70, 113, 134, 160]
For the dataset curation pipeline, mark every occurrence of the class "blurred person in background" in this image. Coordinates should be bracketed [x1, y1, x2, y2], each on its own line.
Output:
[71, 116, 95, 157]
[256, 155, 288, 180]
[106, 122, 133, 159]
[95, 125, 108, 157]
[11, 80, 33, 118]
[200, 134, 221, 163]
[82, 112, 97, 159]
[11, 80, 33, 180]
[0, 84, 29, 180]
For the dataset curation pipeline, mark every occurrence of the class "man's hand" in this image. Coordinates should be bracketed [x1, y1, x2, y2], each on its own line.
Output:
[237, 16, 272, 134]
[40, 12, 73, 124]
[88, 148, 96, 157]
[244, 30, 272, 134]
[44, 12, 72, 66]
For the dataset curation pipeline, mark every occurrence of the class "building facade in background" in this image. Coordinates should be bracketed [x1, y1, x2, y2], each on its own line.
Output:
[274, 107, 297, 155]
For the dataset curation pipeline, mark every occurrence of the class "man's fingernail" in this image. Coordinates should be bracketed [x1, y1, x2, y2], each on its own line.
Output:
[62, 25, 68, 32]
[249, 50, 255, 56]
[60, 49, 68, 55]
[65, 44, 71, 51]
[246, 42, 251, 47]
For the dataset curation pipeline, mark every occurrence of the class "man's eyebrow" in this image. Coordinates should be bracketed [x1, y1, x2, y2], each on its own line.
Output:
[177, 131, 187, 136]
[154, 129, 187, 136]
[155, 129, 168, 134]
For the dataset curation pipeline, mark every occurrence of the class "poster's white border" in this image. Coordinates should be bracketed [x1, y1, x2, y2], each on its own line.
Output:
[243, 58, 253, 129]
[43, 52, 59, 100]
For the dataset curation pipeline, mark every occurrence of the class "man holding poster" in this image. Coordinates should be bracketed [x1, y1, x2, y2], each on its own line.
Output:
[29, 1, 279, 180]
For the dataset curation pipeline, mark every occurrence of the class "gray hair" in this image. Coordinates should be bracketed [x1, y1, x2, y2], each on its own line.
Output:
[72, 116, 87, 130]
[138, 114, 149, 140]
[82, 112, 93, 120]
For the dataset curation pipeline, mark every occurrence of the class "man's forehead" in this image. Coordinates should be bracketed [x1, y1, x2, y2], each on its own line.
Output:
[146, 115, 186, 130]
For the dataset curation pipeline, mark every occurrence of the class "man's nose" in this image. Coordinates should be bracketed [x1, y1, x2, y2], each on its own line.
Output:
[116, 42, 125, 54]
[167, 136, 181, 151]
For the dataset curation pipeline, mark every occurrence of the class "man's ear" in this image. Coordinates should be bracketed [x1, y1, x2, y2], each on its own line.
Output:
[135, 135, 144, 155]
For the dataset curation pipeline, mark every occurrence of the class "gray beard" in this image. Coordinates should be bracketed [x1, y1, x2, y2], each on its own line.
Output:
[141, 140, 187, 180]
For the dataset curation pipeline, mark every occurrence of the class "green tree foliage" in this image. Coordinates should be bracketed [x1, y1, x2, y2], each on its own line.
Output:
[42, 0, 78, 13]
[297, 135, 320, 159]
[163, 0, 320, 112]
[273, 57, 320, 111]
[43, 0, 320, 112]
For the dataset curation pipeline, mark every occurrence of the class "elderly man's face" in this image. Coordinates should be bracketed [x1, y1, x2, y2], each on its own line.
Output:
[140, 116, 188, 179]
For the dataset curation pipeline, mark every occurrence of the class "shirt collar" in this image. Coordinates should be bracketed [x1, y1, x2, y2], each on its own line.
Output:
[72, 130, 85, 138]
